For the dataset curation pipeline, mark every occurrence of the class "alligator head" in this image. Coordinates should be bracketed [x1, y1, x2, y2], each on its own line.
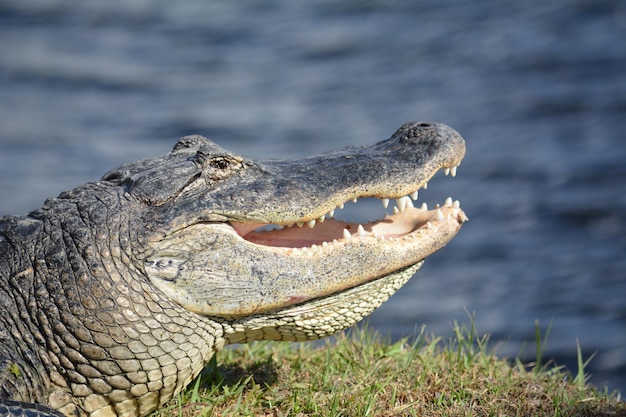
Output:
[103, 121, 466, 339]
[1, 121, 466, 416]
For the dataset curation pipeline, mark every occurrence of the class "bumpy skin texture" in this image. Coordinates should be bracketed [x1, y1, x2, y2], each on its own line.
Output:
[0, 399, 65, 417]
[0, 122, 466, 416]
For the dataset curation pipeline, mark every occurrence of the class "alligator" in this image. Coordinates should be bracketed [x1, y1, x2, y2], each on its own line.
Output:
[0, 121, 466, 417]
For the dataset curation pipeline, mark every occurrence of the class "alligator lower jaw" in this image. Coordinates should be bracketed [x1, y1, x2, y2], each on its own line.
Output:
[144, 197, 465, 318]
[230, 197, 467, 250]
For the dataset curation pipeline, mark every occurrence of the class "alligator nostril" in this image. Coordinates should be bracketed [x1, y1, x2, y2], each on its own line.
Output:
[416, 122, 432, 128]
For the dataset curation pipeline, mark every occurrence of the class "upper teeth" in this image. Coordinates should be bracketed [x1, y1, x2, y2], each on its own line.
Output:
[325, 164, 461, 217]
[396, 197, 408, 212]
[444, 163, 460, 177]
[285, 163, 462, 237]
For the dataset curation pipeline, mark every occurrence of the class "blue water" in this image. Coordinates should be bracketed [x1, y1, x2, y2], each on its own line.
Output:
[1, 0, 625, 396]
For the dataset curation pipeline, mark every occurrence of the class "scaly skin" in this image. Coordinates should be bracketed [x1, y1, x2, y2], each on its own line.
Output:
[0, 122, 466, 416]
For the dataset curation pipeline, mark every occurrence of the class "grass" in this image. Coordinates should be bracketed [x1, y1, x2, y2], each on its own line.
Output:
[155, 322, 625, 417]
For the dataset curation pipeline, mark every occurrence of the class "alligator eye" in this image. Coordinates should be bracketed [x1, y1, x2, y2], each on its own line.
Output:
[209, 158, 231, 170]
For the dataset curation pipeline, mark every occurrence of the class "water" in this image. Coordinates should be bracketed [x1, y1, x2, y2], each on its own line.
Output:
[1, 0, 625, 395]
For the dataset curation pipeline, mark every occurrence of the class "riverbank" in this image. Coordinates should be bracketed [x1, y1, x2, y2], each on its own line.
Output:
[156, 324, 624, 416]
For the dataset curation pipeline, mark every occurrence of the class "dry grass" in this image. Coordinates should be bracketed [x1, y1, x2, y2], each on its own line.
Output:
[155, 323, 625, 417]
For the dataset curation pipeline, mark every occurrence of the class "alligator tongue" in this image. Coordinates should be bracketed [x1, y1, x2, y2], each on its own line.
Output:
[230, 207, 436, 248]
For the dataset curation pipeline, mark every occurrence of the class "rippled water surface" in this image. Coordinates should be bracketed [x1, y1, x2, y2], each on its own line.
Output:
[1, 0, 625, 394]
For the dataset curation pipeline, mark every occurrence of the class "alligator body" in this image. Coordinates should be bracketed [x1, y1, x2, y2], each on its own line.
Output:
[0, 122, 466, 416]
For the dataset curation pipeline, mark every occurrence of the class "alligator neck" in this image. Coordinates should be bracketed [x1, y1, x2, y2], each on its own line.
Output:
[0, 215, 51, 404]
[3, 192, 225, 416]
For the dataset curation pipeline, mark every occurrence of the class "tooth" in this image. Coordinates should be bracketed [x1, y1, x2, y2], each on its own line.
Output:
[322, 241, 328, 247]
[450, 166, 457, 177]
[396, 197, 407, 212]
[381, 198, 389, 209]
[352, 198, 358, 203]
[445, 197, 453, 207]
[328, 209, 335, 218]
[393, 206, 400, 214]
[307, 219, 316, 228]
[423, 182, 428, 190]
[421, 202, 428, 210]
[410, 191, 418, 200]
[357, 224, 366, 236]
[338, 203, 344, 210]
[318, 215, 326, 223]
[297, 222, 304, 227]
[311, 244, 317, 249]
[452, 209, 459, 218]
[453, 200, 460, 209]
[343, 229, 352, 240]
[426, 221, 433, 229]
[406, 198, 414, 209]
[437, 209, 444, 221]
[444, 168, 450, 176]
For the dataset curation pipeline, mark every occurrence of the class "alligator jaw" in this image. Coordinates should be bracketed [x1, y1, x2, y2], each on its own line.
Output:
[142, 121, 467, 319]
[145, 169, 466, 318]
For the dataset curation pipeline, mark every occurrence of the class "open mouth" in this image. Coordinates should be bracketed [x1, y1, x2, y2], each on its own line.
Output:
[145, 151, 466, 318]
[229, 165, 467, 249]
